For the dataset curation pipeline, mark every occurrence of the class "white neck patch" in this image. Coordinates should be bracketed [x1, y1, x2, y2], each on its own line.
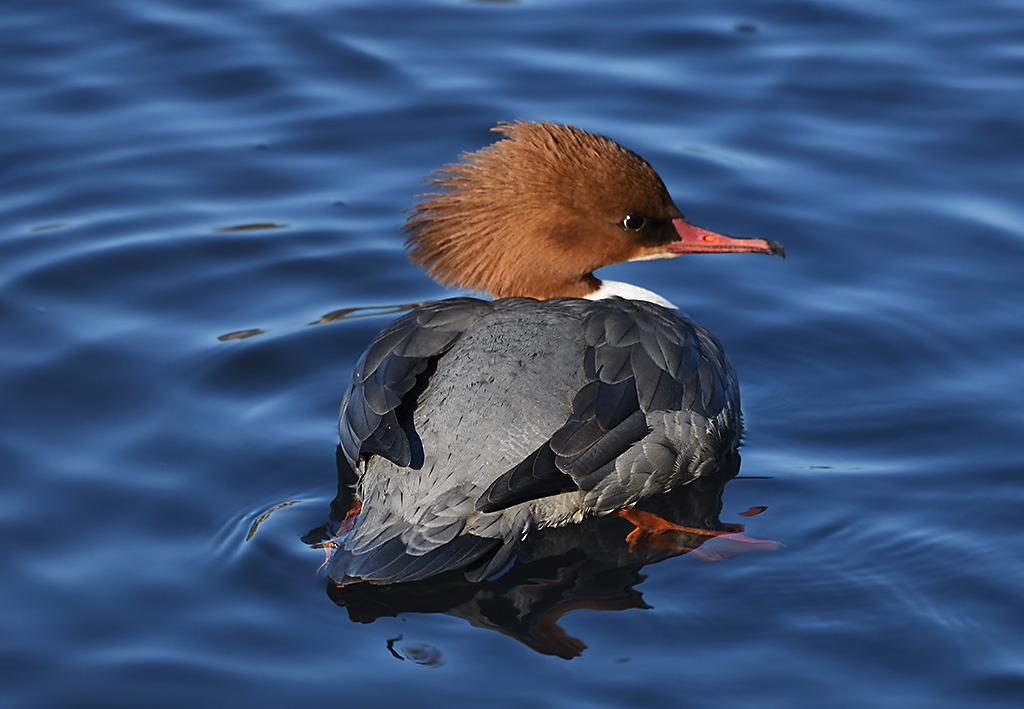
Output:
[584, 280, 677, 309]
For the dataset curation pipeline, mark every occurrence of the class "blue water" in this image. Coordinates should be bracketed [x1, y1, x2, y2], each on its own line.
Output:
[3, 0, 1024, 706]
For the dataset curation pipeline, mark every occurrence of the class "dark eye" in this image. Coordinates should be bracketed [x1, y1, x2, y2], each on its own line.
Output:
[621, 213, 647, 231]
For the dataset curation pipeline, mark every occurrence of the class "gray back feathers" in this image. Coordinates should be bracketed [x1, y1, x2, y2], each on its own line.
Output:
[331, 296, 740, 584]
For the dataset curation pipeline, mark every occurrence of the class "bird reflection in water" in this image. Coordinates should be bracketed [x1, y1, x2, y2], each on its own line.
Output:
[306, 448, 777, 659]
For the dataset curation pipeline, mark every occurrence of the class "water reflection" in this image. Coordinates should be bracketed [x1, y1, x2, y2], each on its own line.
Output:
[217, 302, 423, 341]
[309, 451, 776, 659]
[309, 302, 421, 326]
[212, 222, 289, 232]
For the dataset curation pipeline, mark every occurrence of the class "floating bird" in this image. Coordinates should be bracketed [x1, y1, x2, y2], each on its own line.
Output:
[329, 121, 783, 585]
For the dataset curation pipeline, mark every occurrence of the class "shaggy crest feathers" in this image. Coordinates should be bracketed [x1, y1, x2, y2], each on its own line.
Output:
[402, 120, 683, 300]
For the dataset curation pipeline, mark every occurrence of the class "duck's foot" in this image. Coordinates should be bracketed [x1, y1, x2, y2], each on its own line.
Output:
[612, 508, 779, 560]
[317, 499, 364, 575]
[338, 498, 363, 530]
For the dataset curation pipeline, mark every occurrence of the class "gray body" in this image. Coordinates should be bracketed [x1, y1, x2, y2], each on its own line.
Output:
[330, 296, 741, 584]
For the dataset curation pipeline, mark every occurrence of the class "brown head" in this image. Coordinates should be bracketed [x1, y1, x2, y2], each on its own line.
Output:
[403, 120, 783, 300]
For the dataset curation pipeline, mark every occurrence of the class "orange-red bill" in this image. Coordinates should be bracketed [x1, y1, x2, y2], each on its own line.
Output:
[668, 218, 785, 258]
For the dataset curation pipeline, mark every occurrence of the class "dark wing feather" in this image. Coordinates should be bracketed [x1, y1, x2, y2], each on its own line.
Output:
[339, 298, 492, 470]
[476, 443, 577, 514]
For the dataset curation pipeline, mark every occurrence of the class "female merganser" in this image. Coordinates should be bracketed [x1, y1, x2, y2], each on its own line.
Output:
[329, 120, 782, 585]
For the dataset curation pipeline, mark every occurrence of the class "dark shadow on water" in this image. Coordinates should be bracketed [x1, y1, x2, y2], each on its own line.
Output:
[307, 449, 776, 659]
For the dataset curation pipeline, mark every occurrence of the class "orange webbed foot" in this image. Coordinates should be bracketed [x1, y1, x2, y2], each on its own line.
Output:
[316, 499, 364, 575]
[612, 507, 779, 560]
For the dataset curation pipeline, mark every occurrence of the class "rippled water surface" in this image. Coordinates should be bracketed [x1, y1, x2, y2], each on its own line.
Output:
[3, 0, 1024, 706]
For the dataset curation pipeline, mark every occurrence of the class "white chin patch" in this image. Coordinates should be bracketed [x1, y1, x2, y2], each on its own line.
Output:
[584, 281, 677, 309]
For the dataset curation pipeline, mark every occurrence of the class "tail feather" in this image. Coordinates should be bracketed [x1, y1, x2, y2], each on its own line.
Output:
[328, 533, 500, 585]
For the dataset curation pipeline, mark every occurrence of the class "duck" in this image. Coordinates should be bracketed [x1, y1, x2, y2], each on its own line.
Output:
[328, 120, 783, 585]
